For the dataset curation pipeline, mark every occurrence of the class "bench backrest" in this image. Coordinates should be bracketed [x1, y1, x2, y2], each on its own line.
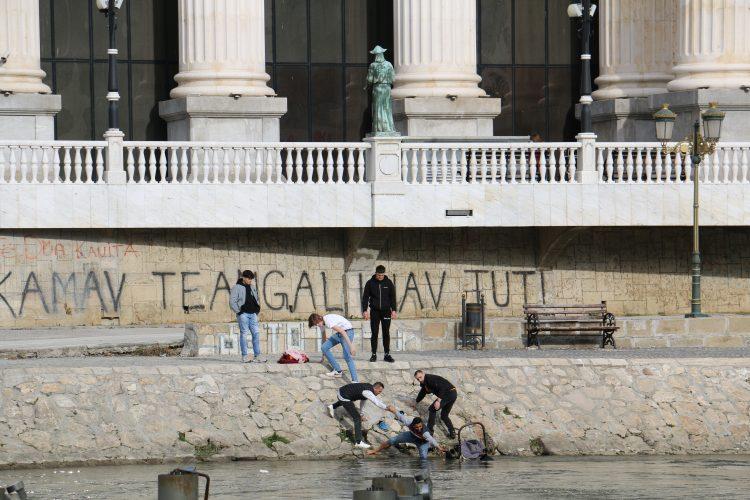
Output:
[524, 302, 607, 317]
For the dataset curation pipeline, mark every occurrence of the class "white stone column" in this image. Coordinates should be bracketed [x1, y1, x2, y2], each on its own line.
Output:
[161, 0, 285, 141]
[668, 0, 750, 91]
[0, 0, 50, 94]
[593, 0, 676, 100]
[390, 0, 500, 137]
[0, 0, 60, 140]
[171, 0, 273, 97]
[392, 0, 484, 98]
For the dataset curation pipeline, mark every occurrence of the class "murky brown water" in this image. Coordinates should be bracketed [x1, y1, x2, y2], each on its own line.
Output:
[2, 455, 750, 499]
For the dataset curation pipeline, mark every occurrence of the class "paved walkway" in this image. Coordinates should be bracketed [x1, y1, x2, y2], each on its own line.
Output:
[1, 346, 749, 369]
[0, 327, 183, 357]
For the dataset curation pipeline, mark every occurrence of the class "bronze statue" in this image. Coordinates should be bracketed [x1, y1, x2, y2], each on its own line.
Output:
[366, 45, 398, 136]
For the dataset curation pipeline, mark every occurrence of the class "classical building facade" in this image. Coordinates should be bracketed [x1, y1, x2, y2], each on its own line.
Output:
[2, 0, 750, 332]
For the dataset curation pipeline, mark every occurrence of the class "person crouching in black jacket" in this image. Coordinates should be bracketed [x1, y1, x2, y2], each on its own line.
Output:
[362, 265, 397, 363]
[414, 370, 458, 439]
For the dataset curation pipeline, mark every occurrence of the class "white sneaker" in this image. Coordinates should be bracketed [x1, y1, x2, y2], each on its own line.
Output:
[242, 355, 251, 363]
[324, 370, 343, 378]
[355, 441, 371, 449]
[327, 404, 335, 418]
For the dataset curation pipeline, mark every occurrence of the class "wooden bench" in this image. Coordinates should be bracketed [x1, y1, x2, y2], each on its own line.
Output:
[523, 302, 618, 348]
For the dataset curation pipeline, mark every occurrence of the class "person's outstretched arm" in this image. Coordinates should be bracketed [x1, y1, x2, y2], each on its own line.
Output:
[416, 386, 427, 403]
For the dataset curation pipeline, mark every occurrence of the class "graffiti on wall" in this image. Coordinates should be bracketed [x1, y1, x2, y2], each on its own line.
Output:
[0, 268, 546, 318]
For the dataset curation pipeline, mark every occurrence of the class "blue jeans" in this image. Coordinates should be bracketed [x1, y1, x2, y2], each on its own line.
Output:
[388, 431, 431, 459]
[321, 329, 358, 381]
[237, 313, 260, 357]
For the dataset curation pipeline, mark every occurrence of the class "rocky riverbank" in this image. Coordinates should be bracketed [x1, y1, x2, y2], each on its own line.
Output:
[1, 352, 750, 468]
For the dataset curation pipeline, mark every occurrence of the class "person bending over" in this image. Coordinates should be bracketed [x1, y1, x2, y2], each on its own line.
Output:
[367, 410, 447, 460]
[415, 370, 458, 439]
[310, 313, 358, 381]
[327, 382, 395, 449]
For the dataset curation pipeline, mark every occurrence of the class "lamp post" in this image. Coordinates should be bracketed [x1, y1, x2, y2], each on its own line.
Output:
[568, 1, 597, 133]
[96, 0, 124, 132]
[654, 103, 725, 318]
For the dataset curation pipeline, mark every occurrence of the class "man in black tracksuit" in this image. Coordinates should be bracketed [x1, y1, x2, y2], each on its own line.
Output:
[414, 370, 458, 439]
[362, 265, 397, 363]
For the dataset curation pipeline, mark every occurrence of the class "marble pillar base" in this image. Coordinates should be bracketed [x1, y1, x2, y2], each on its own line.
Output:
[587, 89, 750, 142]
[0, 93, 61, 140]
[159, 96, 287, 142]
[392, 97, 502, 138]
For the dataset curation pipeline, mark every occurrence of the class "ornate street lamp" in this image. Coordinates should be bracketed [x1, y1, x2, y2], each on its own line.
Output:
[654, 103, 725, 318]
[96, 0, 124, 132]
[568, 1, 597, 133]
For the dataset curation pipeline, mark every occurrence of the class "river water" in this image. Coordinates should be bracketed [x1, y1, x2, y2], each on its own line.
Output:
[2, 455, 750, 499]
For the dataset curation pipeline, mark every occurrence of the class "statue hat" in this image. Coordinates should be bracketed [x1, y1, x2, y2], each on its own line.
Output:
[369, 45, 387, 55]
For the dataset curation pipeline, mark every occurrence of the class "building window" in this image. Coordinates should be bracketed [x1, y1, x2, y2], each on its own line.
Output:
[478, 0, 594, 141]
[266, 0, 393, 141]
[40, 0, 178, 141]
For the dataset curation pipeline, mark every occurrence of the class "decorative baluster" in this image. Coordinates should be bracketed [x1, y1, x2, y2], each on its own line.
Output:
[82, 147, 93, 183]
[73, 147, 83, 183]
[156, 147, 166, 182]
[676, 151, 685, 182]
[218, 148, 228, 183]
[357, 148, 365, 183]
[166, 146, 176, 183]
[145, 146, 155, 183]
[644, 148, 653, 183]
[731, 148, 740, 183]
[603, 148, 612, 183]
[701, 152, 710, 182]
[189, 148, 199, 183]
[408, 148, 417, 184]
[742, 148, 749, 183]
[684, 152, 693, 183]
[253, 149, 262, 183]
[519, 148, 528, 183]
[229, 147, 239, 183]
[95, 146, 105, 183]
[557, 148, 567, 183]
[209, 148, 218, 183]
[720, 148, 729, 183]
[275, 148, 283, 183]
[344, 148, 353, 183]
[448, 148, 458, 184]
[470, 149, 480, 183]
[460, 148, 469, 183]
[314, 147, 324, 182]
[634, 148, 643, 183]
[401, 149, 409, 183]
[664, 150, 673, 183]
[61, 147, 71, 183]
[568, 147, 577, 182]
[294, 148, 303, 183]
[419, 148, 428, 183]
[8, 148, 17, 184]
[301, 147, 310, 183]
[125, 147, 135, 182]
[28, 147, 39, 183]
[179, 147, 189, 183]
[488, 148, 497, 183]
[334, 147, 343, 183]
[40, 148, 51, 183]
[265, 147, 274, 182]
[711, 150, 720, 183]
[612, 148, 622, 182]
[18, 147, 29, 183]
[322, 147, 331, 183]
[595, 148, 603, 182]
[654, 148, 663, 182]
[280, 148, 290, 184]
[498, 148, 507, 184]
[548, 148, 557, 184]
[51, 146, 61, 183]
[135, 147, 144, 183]
[508, 147, 517, 184]
[623, 148, 633, 183]
[529, 147, 538, 183]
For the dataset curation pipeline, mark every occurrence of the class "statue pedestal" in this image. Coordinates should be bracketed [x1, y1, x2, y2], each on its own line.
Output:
[159, 96, 287, 142]
[365, 136, 404, 226]
[392, 97, 502, 138]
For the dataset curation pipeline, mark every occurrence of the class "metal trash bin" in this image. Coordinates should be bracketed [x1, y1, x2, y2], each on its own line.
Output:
[158, 468, 210, 500]
[459, 293, 485, 349]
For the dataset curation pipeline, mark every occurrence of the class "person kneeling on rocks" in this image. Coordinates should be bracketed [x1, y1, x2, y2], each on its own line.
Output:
[367, 410, 447, 460]
[327, 382, 395, 449]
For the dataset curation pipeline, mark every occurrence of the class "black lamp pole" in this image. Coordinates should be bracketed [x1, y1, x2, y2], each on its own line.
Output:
[580, 0, 593, 133]
[106, 2, 119, 131]
[687, 120, 706, 317]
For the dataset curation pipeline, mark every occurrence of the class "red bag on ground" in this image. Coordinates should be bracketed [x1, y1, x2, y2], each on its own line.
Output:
[277, 348, 309, 364]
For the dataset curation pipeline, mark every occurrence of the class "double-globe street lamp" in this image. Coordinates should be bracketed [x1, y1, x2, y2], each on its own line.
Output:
[568, 1, 597, 133]
[96, 0, 124, 132]
[653, 103, 725, 318]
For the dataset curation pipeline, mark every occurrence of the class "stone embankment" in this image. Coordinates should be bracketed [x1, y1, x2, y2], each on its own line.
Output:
[1, 354, 750, 468]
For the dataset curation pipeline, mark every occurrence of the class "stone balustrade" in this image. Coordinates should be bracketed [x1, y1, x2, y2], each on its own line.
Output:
[2, 138, 750, 228]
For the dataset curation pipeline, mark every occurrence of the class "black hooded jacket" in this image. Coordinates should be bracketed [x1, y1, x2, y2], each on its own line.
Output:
[361, 274, 397, 313]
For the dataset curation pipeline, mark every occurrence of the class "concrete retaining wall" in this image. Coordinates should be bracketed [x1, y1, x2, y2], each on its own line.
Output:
[2, 355, 750, 467]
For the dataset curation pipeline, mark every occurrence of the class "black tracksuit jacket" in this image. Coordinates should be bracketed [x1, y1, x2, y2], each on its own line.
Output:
[361, 275, 397, 313]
